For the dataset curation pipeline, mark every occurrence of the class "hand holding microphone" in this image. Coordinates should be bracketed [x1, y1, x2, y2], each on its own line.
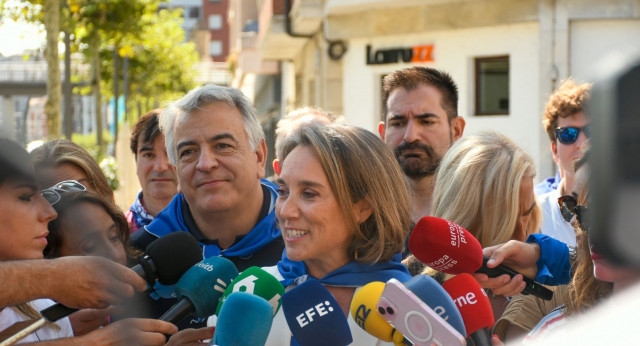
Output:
[409, 216, 553, 300]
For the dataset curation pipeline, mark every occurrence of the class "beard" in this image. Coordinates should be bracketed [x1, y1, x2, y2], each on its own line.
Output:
[394, 142, 443, 179]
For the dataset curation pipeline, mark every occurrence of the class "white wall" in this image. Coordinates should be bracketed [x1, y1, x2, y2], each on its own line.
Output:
[570, 19, 640, 82]
[342, 22, 545, 177]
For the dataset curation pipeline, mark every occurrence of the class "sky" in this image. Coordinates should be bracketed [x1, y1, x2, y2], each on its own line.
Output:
[0, 18, 45, 57]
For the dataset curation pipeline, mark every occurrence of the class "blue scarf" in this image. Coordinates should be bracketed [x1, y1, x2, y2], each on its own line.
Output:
[144, 180, 281, 258]
[277, 252, 411, 287]
[128, 190, 154, 233]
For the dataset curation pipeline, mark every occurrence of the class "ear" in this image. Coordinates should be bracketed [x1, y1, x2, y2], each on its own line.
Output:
[272, 159, 281, 175]
[170, 165, 181, 193]
[255, 139, 268, 179]
[551, 141, 560, 164]
[378, 121, 386, 140]
[353, 197, 374, 224]
[450, 116, 466, 141]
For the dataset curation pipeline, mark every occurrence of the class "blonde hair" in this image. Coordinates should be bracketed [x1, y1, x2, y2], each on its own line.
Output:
[30, 139, 115, 203]
[279, 123, 411, 263]
[432, 131, 541, 247]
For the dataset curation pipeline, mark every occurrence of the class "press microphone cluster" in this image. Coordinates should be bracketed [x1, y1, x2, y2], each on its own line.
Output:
[350, 276, 468, 346]
[409, 216, 553, 300]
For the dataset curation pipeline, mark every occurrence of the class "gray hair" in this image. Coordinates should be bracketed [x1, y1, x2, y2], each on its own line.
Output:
[160, 84, 264, 165]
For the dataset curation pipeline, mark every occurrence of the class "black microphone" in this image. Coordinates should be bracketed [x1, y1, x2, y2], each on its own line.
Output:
[40, 232, 203, 322]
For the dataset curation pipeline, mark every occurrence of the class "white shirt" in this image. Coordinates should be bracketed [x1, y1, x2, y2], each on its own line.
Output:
[0, 299, 74, 344]
[539, 188, 577, 248]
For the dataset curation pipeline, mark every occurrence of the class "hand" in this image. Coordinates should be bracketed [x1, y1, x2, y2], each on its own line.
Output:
[473, 273, 525, 297]
[164, 327, 214, 346]
[47, 256, 147, 309]
[81, 318, 177, 346]
[69, 306, 124, 336]
[491, 333, 504, 346]
[483, 240, 541, 279]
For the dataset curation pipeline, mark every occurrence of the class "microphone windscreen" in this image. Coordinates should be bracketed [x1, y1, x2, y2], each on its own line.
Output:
[215, 266, 284, 316]
[146, 231, 203, 284]
[405, 275, 466, 336]
[442, 273, 494, 336]
[175, 256, 239, 318]
[212, 292, 274, 346]
[349, 281, 397, 342]
[408, 216, 483, 274]
[282, 280, 352, 346]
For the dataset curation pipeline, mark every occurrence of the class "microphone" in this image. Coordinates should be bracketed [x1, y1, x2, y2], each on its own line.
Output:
[282, 280, 352, 346]
[377, 279, 466, 346]
[404, 275, 466, 336]
[40, 231, 203, 322]
[350, 281, 405, 345]
[215, 266, 284, 316]
[442, 274, 495, 346]
[409, 216, 553, 300]
[160, 256, 239, 324]
[210, 292, 274, 346]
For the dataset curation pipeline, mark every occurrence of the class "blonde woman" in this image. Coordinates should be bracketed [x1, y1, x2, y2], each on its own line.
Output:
[427, 131, 542, 319]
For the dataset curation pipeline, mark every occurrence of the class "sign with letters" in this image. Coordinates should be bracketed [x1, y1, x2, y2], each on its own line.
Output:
[366, 44, 434, 65]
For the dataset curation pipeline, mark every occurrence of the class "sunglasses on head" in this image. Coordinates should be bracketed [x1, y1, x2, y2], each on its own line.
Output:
[555, 125, 591, 145]
[557, 194, 590, 231]
[41, 180, 87, 205]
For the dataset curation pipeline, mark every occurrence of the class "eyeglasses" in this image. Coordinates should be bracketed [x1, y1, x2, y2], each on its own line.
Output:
[555, 125, 591, 145]
[557, 194, 590, 231]
[41, 180, 87, 205]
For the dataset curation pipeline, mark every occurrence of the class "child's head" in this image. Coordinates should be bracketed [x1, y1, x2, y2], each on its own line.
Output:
[45, 191, 129, 265]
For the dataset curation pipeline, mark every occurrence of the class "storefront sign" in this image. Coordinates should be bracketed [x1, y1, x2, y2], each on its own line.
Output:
[366, 44, 434, 65]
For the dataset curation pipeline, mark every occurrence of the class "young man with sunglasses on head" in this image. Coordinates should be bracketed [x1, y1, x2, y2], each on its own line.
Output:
[537, 79, 591, 248]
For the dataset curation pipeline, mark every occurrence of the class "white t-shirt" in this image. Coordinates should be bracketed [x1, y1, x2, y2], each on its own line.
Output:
[0, 299, 74, 344]
[539, 188, 577, 248]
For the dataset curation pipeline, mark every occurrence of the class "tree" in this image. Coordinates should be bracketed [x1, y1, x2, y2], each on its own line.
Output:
[43, 0, 62, 139]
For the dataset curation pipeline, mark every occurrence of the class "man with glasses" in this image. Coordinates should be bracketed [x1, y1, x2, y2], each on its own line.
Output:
[537, 79, 591, 248]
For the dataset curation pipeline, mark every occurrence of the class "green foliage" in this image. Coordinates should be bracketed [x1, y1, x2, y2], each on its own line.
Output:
[71, 130, 113, 159]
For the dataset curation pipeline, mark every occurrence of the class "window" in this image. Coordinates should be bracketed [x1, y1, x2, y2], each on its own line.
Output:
[208, 15, 222, 30]
[210, 41, 223, 56]
[475, 56, 509, 115]
[188, 7, 200, 19]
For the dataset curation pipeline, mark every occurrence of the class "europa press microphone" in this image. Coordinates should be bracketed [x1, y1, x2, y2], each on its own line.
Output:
[159, 256, 239, 324]
[442, 273, 495, 346]
[282, 279, 352, 346]
[0, 232, 203, 346]
[409, 216, 553, 300]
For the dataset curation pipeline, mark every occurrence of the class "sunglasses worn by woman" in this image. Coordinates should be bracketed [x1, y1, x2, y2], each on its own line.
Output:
[41, 180, 87, 205]
[557, 194, 589, 231]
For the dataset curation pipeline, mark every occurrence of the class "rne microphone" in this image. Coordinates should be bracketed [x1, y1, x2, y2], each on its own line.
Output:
[215, 266, 284, 316]
[442, 273, 495, 346]
[210, 292, 274, 346]
[409, 216, 553, 300]
[349, 281, 405, 345]
[282, 280, 352, 346]
[404, 274, 466, 336]
[160, 256, 239, 324]
[41, 231, 203, 322]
